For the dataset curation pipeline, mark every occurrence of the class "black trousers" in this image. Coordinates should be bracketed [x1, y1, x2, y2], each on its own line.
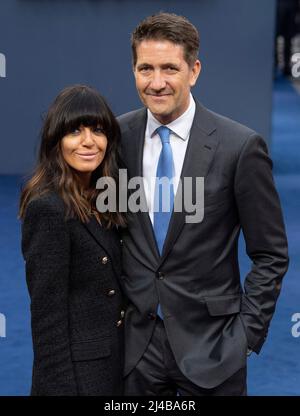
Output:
[124, 318, 247, 396]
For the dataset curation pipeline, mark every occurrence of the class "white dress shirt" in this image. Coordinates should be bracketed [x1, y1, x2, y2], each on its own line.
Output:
[143, 94, 196, 224]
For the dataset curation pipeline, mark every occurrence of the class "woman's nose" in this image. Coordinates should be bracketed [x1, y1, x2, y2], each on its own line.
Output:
[81, 128, 94, 144]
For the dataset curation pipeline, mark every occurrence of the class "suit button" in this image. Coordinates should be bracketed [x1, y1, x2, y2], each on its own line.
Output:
[120, 239, 123, 245]
[148, 312, 157, 320]
[157, 272, 165, 280]
[116, 320, 122, 327]
[101, 256, 108, 264]
[120, 310, 125, 318]
[107, 289, 115, 297]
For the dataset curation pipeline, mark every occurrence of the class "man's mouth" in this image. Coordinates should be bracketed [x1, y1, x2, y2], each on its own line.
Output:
[146, 93, 172, 100]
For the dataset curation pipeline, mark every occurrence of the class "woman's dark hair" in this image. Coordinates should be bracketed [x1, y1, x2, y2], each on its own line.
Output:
[131, 12, 199, 68]
[19, 84, 125, 227]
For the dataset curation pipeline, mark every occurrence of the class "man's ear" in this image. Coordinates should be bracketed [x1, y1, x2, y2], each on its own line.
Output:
[190, 60, 201, 87]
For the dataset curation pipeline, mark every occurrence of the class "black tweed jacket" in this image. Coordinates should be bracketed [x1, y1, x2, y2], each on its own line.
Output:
[21, 192, 124, 396]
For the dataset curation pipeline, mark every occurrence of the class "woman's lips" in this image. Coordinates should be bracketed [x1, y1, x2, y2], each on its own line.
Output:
[75, 152, 99, 160]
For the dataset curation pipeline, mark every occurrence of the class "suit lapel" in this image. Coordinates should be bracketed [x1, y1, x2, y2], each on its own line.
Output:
[160, 100, 219, 263]
[123, 101, 219, 266]
[125, 110, 160, 265]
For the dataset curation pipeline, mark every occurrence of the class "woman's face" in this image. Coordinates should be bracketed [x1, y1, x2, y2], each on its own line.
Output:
[61, 125, 108, 183]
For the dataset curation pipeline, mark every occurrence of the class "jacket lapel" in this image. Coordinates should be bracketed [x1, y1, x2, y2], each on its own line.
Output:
[159, 100, 219, 264]
[82, 216, 120, 276]
[122, 100, 219, 266]
[125, 110, 160, 265]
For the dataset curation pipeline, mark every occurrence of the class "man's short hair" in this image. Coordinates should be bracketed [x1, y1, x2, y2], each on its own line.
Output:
[131, 12, 200, 68]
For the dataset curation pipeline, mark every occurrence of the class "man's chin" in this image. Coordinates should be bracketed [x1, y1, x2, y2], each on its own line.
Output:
[149, 110, 173, 124]
[147, 103, 170, 117]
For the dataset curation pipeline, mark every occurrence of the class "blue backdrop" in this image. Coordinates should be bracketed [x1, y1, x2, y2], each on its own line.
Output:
[0, 0, 276, 174]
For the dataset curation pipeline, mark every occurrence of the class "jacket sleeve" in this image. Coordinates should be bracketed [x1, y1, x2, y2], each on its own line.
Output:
[22, 197, 78, 395]
[234, 133, 289, 353]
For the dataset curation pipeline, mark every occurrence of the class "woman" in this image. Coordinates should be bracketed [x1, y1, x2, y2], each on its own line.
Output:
[19, 85, 125, 396]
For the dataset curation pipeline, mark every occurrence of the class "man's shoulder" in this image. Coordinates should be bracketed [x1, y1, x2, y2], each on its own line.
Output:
[117, 107, 146, 130]
[196, 100, 257, 138]
[117, 101, 262, 148]
[194, 100, 262, 151]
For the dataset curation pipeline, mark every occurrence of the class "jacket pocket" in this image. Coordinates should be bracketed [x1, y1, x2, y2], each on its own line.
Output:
[71, 337, 111, 362]
[204, 294, 241, 316]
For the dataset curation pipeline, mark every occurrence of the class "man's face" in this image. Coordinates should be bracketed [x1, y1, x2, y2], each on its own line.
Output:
[134, 40, 201, 124]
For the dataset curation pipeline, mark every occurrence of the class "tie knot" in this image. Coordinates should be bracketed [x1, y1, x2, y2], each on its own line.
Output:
[156, 126, 170, 144]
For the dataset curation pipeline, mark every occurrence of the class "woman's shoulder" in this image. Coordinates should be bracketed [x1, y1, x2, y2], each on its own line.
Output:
[24, 191, 66, 219]
[21, 191, 71, 257]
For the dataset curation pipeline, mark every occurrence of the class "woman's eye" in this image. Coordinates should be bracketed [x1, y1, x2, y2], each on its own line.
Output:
[94, 127, 104, 134]
[70, 128, 81, 135]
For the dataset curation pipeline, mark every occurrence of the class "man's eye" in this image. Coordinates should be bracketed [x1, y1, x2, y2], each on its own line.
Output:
[165, 67, 177, 73]
[140, 67, 151, 73]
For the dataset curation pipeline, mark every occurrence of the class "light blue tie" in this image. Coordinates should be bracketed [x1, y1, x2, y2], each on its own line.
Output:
[153, 126, 174, 319]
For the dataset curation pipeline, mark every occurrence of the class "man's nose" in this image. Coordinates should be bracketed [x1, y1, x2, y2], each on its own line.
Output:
[149, 70, 166, 90]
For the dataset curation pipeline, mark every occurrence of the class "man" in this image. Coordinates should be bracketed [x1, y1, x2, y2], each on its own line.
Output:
[118, 12, 289, 395]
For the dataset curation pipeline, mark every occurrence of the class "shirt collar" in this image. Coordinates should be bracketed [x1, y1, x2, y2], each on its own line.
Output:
[147, 93, 196, 141]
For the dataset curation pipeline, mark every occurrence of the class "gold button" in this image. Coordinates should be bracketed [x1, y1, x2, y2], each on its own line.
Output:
[101, 256, 108, 264]
[116, 320, 122, 327]
[107, 289, 115, 297]
[120, 310, 125, 318]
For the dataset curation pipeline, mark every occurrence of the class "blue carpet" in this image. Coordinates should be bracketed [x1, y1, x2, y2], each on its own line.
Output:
[241, 77, 300, 396]
[0, 175, 32, 395]
[0, 77, 299, 395]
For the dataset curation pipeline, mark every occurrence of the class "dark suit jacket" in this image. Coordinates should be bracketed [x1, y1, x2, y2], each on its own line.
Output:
[117, 100, 289, 389]
[22, 192, 124, 396]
